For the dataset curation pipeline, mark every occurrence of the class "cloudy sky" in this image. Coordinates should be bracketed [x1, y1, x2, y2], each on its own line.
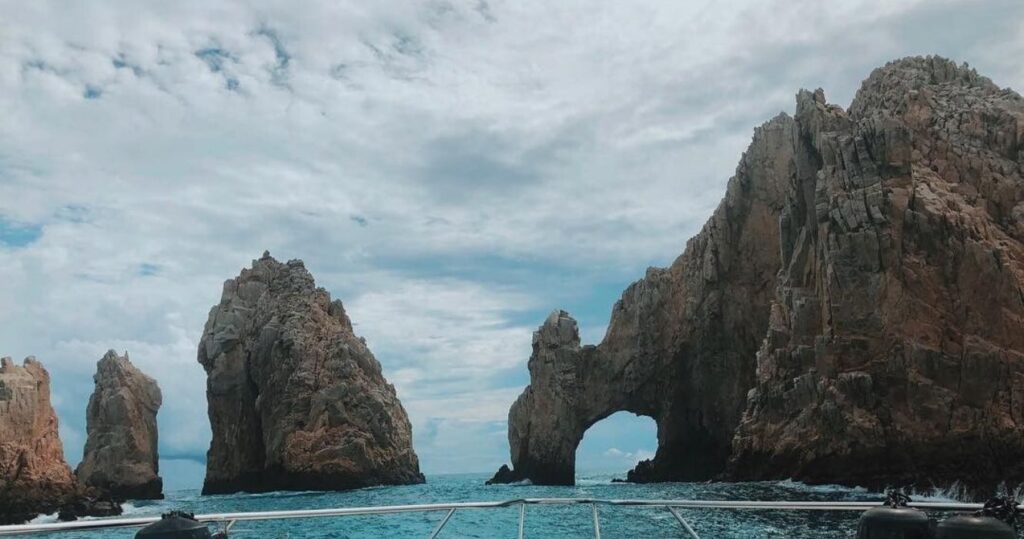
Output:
[1, 0, 1022, 490]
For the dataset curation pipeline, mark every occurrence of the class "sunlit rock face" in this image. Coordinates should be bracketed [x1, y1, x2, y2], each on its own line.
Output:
[0, 357, 78, 523]
[198, 252, 424, 494]
[728, 56, 1024, 492]
[76, 350, 163, 500]
[493, 56, 1024, 493]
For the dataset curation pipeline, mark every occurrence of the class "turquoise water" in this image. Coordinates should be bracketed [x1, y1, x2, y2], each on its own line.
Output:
[32, 473, 954, 538]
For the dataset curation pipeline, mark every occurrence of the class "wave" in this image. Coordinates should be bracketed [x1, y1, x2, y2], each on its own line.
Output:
[774, 479, 870, 494]
[27, 512, 59, 525]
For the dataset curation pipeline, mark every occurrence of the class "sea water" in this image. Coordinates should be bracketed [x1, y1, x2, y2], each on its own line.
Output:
[31, 472, 963, 538]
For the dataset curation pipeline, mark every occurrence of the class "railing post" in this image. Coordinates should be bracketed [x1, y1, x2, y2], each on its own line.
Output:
[591, 504, 602, 539]
[518, 502, 525, 539]
[427, 508, 457, 539]
[667, 506, 700, 538]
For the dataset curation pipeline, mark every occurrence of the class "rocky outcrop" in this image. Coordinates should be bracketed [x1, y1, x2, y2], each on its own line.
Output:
[198, 252, 424, 494]
[491, 112, 794, 485]
[727, 57, 1024, 491]
[493, 56, 1024, 492]
[76, 350, 163, 499]
[0, 357, 121, 524]
[0, 357, 78, 523]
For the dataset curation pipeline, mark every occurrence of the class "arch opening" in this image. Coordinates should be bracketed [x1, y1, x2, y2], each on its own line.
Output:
[575, 411, 657, 481]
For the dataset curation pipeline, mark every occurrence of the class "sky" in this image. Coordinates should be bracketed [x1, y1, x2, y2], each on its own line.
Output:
[1, 0, 1022, 491]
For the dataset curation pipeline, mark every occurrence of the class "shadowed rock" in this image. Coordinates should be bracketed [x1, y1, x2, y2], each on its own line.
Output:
[76, 350, 163, 500]
[199, 252, 424, 494]
[492, 56, 1024, 494]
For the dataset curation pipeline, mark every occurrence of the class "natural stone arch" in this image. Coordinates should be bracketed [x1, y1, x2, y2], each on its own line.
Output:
[489, 114, 795, 486]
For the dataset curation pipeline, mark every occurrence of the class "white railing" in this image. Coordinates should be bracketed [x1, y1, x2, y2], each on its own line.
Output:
[0, 498, 1008, 538]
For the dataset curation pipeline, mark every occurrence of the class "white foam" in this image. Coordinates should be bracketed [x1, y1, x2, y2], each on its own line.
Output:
[27, 512, 59, 524]
[774, 478, 870, 494]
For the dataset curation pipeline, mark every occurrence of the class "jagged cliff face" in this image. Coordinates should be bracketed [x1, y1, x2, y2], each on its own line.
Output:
[498, 114, 794, 485]
[0, 357, 77, 523]
[728, 57, 1024, 490]
[76, 350, 163, 499]
[496, 56, 1024, 491]
[199, 252, 424, 494]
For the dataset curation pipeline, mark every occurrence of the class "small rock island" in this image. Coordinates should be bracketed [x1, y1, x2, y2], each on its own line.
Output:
[76, 350, 163, 500]
[199, 252, 424, 494]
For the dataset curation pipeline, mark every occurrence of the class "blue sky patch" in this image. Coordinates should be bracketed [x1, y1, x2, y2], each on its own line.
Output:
[0, 217, 42, 247]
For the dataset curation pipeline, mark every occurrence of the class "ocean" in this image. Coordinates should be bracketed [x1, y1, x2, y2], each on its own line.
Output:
[31, 472, 964, 538]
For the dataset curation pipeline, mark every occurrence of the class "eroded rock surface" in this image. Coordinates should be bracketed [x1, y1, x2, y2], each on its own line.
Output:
[199, 252, 424, 494]
[0, 357, 79, 523]
[76, 350, 163, 499]
[493, 56, 1024, 492]
[727, 57, 1024, 491]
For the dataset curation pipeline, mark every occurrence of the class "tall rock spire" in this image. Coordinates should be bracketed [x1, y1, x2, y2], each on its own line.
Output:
[76, 350, 163, 499]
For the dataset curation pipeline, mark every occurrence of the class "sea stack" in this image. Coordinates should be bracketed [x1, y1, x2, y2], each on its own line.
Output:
[492, 56, 1024, 493]
[0, 357, 79, 524]
[198, 252, 424, 494]
[76, 350, 163, 499]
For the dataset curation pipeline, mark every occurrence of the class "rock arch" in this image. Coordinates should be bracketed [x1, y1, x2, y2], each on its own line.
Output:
[490, 114, 796, 485]
[494, 57, 1024, 493]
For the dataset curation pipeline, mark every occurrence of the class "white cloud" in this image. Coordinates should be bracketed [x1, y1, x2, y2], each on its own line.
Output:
[603, 448, 655, 462]
[0, 0, 1021, 482]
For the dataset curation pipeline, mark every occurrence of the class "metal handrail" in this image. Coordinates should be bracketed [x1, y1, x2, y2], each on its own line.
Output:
[0, 497, 1010, 537]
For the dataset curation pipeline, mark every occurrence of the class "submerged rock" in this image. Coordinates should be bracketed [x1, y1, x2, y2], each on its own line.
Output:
[57, 493, 122, 522]
[76, 350, 163, 500]
[198, 252, 424, 494]
[493, 56, 1024, 493]
[0, 357, 88, 523]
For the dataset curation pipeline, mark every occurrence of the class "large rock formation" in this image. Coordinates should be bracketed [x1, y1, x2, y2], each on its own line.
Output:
[727, 57, 1024, 491]
[0, 357, 79, 523]
[492, 56, 1024, 492]
[76, 350, 163, 499]
[198, 252, 424, 494]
